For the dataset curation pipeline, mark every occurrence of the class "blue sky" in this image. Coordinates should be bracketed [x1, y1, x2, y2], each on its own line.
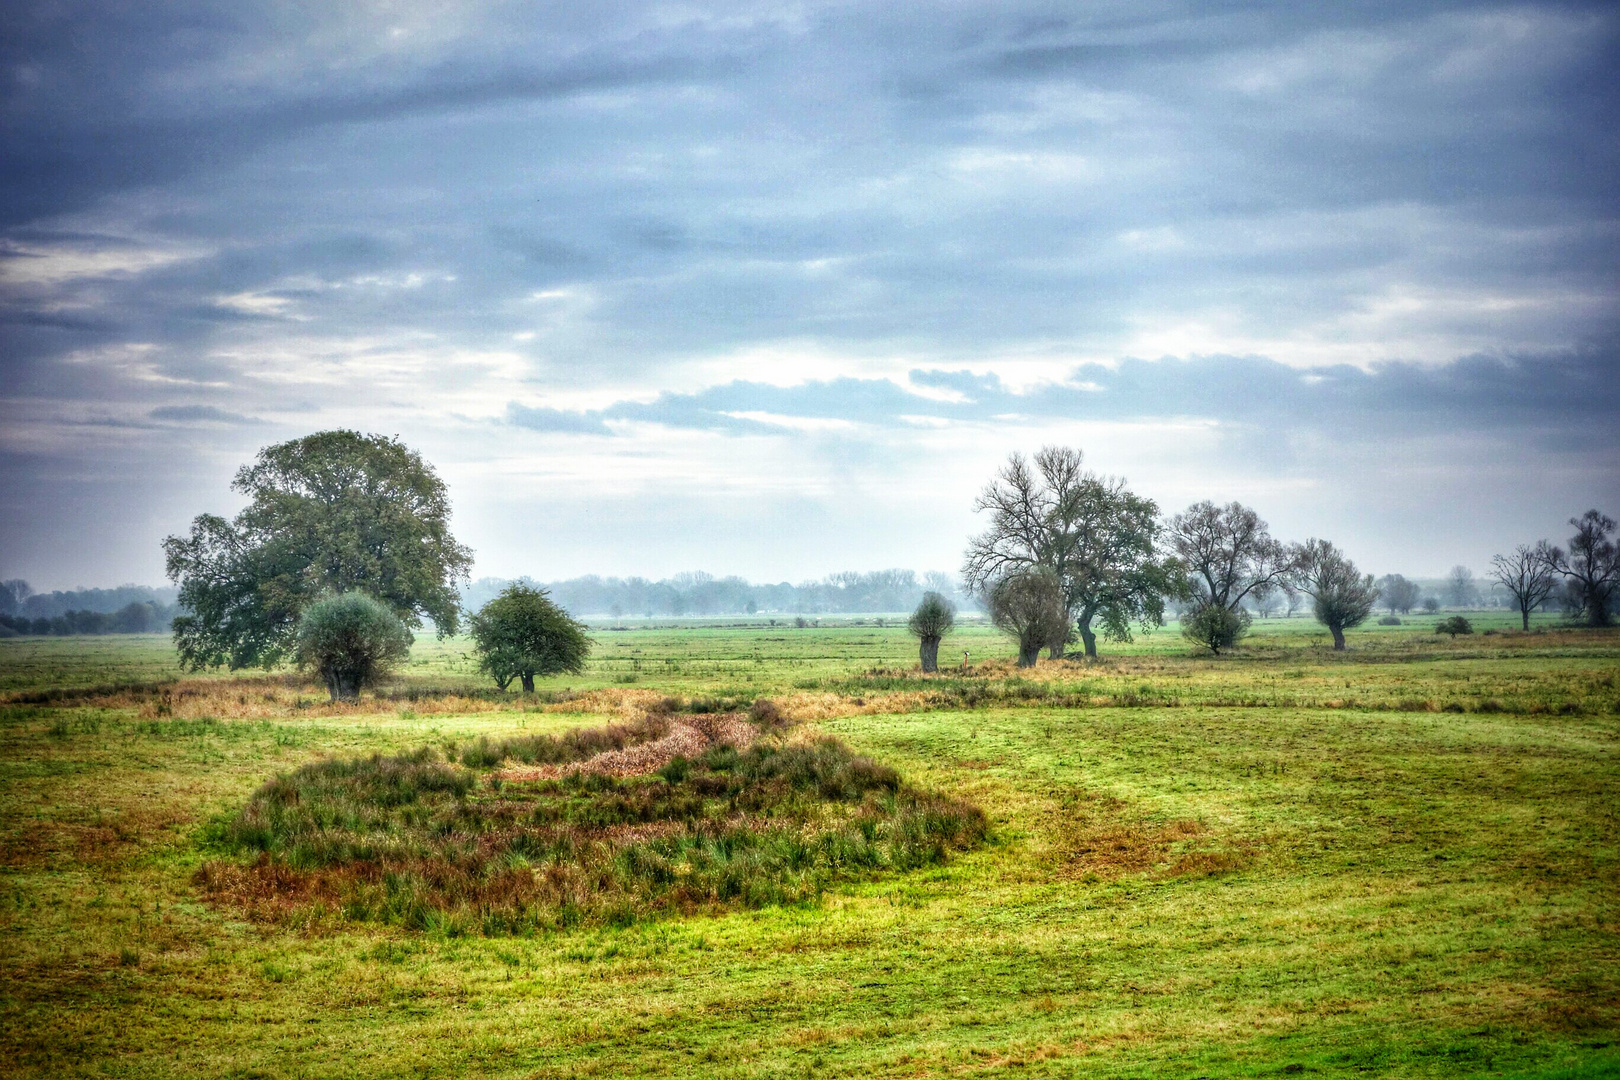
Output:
[2, 1, 1616, 589]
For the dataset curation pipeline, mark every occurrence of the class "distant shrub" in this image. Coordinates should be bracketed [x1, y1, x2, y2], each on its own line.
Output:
[1436, 616, 1474, 638]
[1422, 597, 1442, 614]
[1378, 615, 1401, 626]
[1181, 603, 1250, 655]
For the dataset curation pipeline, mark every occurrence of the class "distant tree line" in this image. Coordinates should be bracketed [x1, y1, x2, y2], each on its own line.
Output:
[0, 580, 181, 636]
[461, 569, 971, 619]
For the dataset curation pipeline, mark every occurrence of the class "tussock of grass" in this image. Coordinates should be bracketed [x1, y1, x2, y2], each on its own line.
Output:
[199, 728, 987, 935]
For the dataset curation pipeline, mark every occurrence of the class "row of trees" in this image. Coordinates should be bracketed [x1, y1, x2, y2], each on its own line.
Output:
[476, 569, 968, 618]
[163, 431, 590, 701]
[1490, 511, 1619, 630]
[953, 448, 1613, 663]
[0, 601, 177, 637]
[956, 447, 1386, 660]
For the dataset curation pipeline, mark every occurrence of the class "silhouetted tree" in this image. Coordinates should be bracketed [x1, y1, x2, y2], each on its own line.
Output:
[1445, 565, 1478, 608]
[469, 583, 591, 692]
[164, 431, 472, 671]
[1547, 510, 1619, 627]
[1490, 543, 1560, 631]
[1290, 539, 1379, 650]
[963, 447, 1179, 657]
[294, 592, 413, 702]
[1378, 574, 1420, 615]
[907, 591, 956, 673]
[987, 568, 1070, 667]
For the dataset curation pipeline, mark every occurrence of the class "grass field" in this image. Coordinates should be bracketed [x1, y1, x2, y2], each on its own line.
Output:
[1, 616, 1616, 1078]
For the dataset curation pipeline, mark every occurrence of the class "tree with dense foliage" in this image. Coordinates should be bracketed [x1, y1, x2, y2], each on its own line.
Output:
[1490, 543, 1559, 630]
[1545, 510, 1618, 627]
[1436, 615, 1473, 638]
[1167, 500, 1293, 654]
[469, 583, 591, 692]
[963, 447, 1180, 657]
[1378, 574, 1420, 615]
[1290, 539, 1379, 651]
[1445, 565, 1478, 608]
[164, 431, 473, 671]
[294, 592, 413, 701]
[907, 591, 956, 673]
[1422, 596, 1441, 614]
[987, 568, 1070, 667]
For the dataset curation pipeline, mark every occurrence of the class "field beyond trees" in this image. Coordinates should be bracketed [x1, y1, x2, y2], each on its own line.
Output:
[1, 617, 1617, 1078]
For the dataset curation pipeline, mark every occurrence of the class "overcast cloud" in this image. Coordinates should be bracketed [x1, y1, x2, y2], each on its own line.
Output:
[2, 1, 1616, 589]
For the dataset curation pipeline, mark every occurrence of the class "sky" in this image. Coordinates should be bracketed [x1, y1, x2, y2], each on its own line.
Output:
[2, 1, 1617, 591]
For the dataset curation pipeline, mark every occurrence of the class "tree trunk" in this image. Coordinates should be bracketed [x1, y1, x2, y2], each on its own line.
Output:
[1017, 642, 1040, 667]
[1521, 606, 1530, 632]
[1330, 625, 1346, 651]
[919, 637, 939, 673]
[521, 672, 536, 694]
[1077, 614, 1097, 658]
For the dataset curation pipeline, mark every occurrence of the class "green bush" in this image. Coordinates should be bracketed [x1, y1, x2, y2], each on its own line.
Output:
[1181, 603, 1250, 654]
[1436, 615, 1474, 638]
[294, 592, 413, 701]
[1378, 615, 1402, 626]
[469, 583, 590, 692]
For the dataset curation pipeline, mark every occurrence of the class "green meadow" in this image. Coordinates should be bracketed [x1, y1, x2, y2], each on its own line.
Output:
[1, 616, 1616, 1078]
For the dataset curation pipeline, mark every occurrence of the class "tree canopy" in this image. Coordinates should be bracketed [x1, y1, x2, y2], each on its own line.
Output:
[469, 583, 591, 692]
[164, 431, 473, 670]
[963, 447, 1180, 657]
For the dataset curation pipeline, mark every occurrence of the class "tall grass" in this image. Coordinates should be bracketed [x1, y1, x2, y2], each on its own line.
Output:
[200, 729, 986, 935]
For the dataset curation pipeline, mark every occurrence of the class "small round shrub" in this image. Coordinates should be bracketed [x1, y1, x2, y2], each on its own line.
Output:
[1436, 615, 1474, 638]
[295, 592, 413, 701]
[1378, 615, 1402, 626]
[1181, 602, 1251, 655]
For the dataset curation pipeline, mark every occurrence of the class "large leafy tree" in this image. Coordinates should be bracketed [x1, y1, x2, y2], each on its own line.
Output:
[469, 583, 591, 692]
[164, 431, 473, 670]
[963, 447, 1180, 657]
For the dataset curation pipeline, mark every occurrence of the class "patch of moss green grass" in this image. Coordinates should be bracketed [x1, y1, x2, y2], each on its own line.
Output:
[0, 625, 1616, 1078]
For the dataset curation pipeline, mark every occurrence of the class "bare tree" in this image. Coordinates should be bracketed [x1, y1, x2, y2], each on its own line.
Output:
[987, 568, 1070, 667]
[908, 591, 956, 673]
[1290, 539, 1379, 650]
[1445, 565, 1478, 609]
[1490, 543, 1559, 631]
[1378, 574, 1420, 615]
[963, 447, 1180, 657]
[1547, 510, 1619, 627]
[1167, 500, 1293, 653]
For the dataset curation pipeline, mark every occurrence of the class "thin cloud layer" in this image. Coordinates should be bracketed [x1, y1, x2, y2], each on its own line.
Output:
[1, 1, 1616, 588]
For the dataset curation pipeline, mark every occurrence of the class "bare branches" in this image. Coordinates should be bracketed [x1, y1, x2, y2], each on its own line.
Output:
[1490, 542, 1559, 630]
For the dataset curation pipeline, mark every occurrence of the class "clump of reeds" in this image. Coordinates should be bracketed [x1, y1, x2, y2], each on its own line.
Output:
[198, 721, 986, 935]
